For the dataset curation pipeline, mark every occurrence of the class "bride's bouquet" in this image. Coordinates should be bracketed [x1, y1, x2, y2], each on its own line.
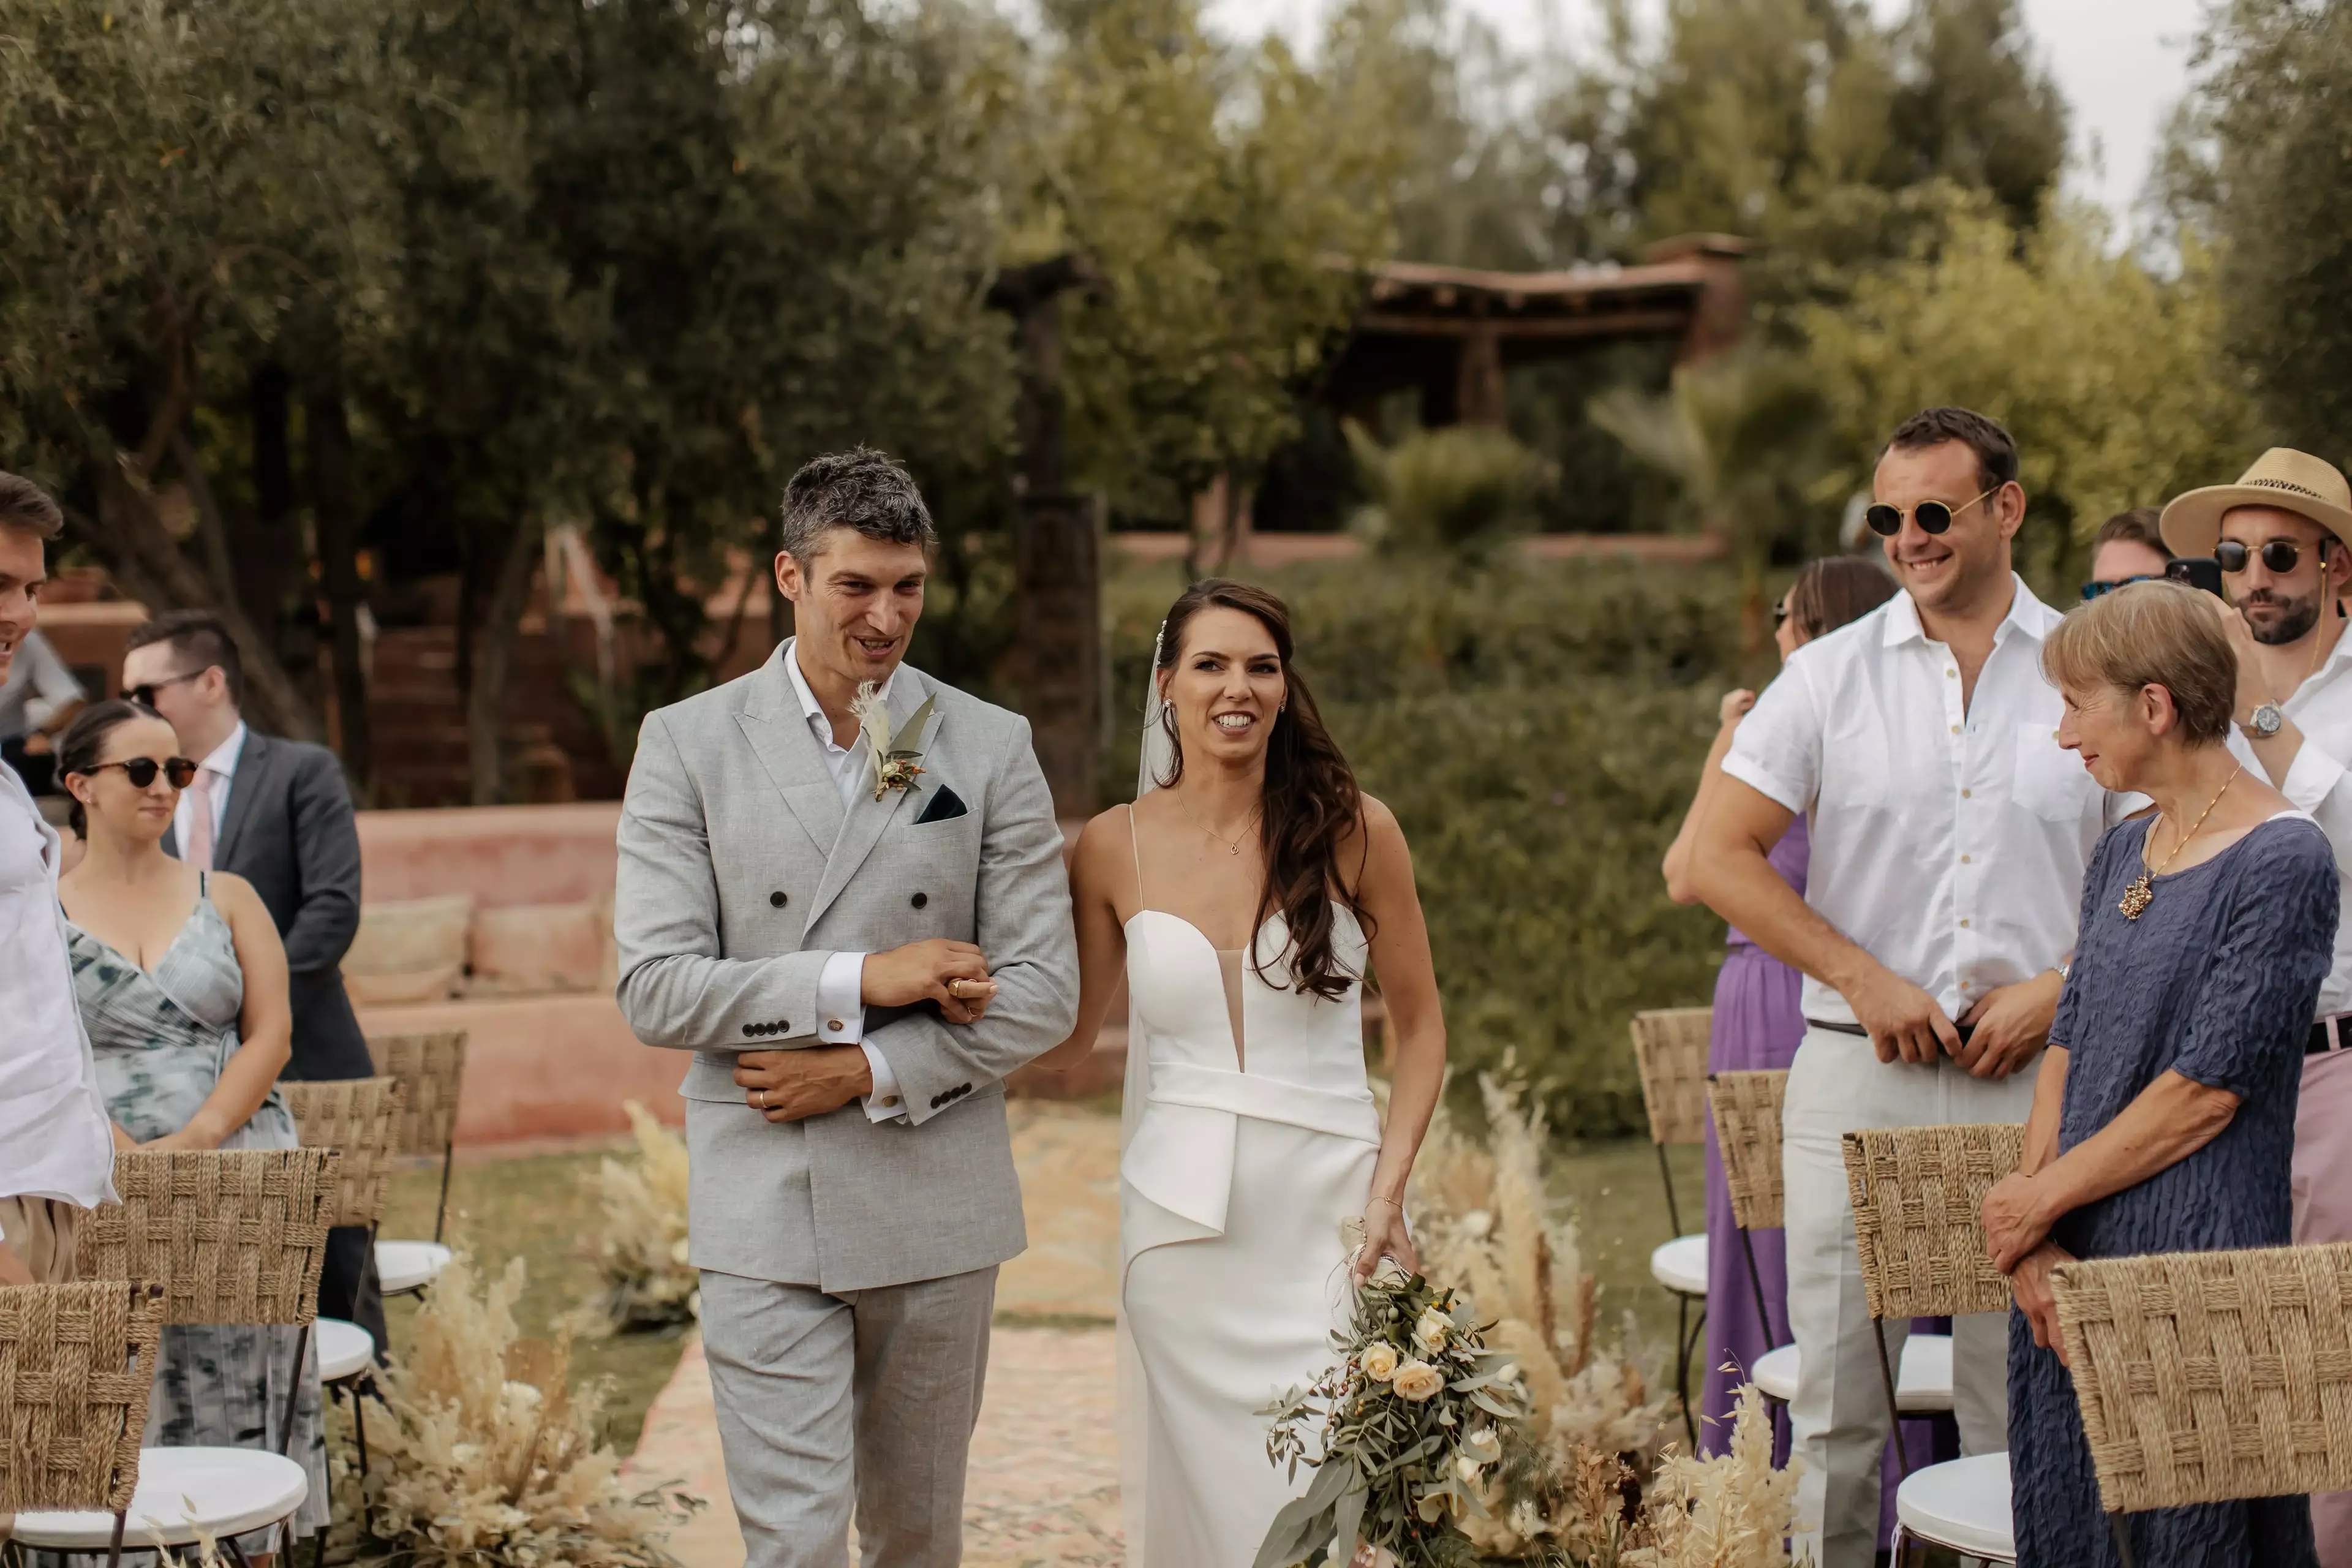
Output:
[1256, 1270, 1535, 1568]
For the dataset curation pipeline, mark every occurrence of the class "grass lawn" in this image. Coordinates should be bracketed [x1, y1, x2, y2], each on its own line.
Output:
[378, 1142, 688, 1458]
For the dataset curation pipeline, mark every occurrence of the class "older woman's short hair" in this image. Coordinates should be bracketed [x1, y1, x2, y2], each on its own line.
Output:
[2042, 579, 2237, 743]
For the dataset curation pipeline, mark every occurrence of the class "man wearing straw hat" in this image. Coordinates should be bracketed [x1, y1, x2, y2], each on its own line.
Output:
[2162, 447, 2352, 1566]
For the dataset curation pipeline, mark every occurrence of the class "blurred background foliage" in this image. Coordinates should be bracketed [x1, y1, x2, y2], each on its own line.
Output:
[6, 0, 2350, 1129]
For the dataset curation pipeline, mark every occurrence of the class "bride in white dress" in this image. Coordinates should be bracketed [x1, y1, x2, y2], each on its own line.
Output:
[1033, 579, 1448, 1567]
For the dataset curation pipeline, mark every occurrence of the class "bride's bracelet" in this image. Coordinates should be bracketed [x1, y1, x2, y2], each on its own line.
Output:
[1365, 1196, 1403, 1212]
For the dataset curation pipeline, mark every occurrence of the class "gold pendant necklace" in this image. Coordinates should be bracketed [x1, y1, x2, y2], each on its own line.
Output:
[1175, 790, 1256, 856]
[2119, 765, 2242, 921]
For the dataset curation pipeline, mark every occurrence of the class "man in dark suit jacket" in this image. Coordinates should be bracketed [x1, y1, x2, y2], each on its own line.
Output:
[123, 611, 385, 1352]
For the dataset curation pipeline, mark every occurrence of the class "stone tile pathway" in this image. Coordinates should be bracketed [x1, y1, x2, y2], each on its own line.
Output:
[622, 1104, 1127, 1568]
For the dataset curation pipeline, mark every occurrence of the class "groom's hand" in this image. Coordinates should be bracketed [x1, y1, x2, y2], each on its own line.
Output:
[862, 939, 997, 1023]
[736, 1046, 872, 1121]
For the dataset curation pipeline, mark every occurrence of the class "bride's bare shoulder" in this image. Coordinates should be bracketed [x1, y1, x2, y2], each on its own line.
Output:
[1071, 803, 1144, 884]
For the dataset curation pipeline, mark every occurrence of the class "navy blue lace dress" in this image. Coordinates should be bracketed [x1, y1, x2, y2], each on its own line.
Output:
[2009, 813, 2337, 1568]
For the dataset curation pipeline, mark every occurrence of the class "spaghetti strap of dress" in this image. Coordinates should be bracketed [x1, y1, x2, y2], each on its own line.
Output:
[1126, 802, 1146, 908]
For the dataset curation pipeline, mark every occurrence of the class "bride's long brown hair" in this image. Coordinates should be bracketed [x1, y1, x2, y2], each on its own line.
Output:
[1152, 579, 1368, 1000]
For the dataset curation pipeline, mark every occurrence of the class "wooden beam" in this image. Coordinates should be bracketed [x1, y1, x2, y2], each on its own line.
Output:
[1354, 308, 1692, 340]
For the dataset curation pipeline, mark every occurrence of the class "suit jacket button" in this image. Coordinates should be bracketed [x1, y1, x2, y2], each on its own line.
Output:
[770, 891, 788, 908]
[741, 1023, 756, 1038]
[911, 892, 928, 909]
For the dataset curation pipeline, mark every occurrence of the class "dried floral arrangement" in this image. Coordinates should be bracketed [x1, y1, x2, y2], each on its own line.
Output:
[353, 1250, 693, 1567]
[577, 1100, 699, 1335]
[1403, 1070, 1675, 1559]
[1257, 1270, 1535, 1567]
[1562, 1385, 1804, 1568]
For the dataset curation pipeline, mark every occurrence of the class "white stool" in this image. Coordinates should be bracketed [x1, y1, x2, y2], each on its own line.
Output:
[1892, 1450, 2015, 1563]
[13, 1447, 309, 1564]
[1648, 1232, 1709, 1297]
[315, 1316, 376, 1383]
[375, 1237, 452, 1297]
[1751, 1330, 1955, 1412]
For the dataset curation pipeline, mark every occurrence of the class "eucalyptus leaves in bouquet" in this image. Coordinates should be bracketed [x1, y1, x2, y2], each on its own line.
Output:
[1256, 1271, 1534, 1568]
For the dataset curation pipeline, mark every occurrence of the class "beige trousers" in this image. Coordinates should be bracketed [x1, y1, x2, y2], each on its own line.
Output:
[2294, 1047, 2352, 1567]
[0, 1196, 81, 1284]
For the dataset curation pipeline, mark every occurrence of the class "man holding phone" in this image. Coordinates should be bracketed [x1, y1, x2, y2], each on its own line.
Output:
[2162, 448, 2352, 1567]
[1689, 408, 2141, 1567]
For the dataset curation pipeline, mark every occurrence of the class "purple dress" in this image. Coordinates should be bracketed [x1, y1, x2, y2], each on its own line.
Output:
[1696, 814, 1953, 1543]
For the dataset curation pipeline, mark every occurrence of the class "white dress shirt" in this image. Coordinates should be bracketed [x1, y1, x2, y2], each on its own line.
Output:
[1724, 575, 2140, 1027]
[782, 640, 905, 1121]
[170, 720, 247, 855]
[2228, 624, 2352, 1019]
[0, 758, 116, 1226]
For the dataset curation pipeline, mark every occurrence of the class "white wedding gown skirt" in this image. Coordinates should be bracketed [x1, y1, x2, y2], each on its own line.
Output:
[1120, 906, 1382, 1568]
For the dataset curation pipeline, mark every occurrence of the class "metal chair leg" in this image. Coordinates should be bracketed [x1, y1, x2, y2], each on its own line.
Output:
[1871, 1315, 1910, 1475]
[355, 1374, 375, 1533]
[277, 1321, 313, 1457]
[107, 1509, 127, 1568]
[432, 1142, 455, 1245]
[2109, 1512, 2137, 1568]
[1674, 1294, 1697, 1448]
[1654, 1142, 1684, 1239]
[1736, 1223, 1776, 1344]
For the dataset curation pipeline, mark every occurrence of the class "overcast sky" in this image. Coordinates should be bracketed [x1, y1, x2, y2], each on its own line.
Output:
[1203, 0, 2209, 239]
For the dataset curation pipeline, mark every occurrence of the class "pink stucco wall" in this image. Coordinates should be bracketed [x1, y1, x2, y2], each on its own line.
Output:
[356, 801, 621, 908]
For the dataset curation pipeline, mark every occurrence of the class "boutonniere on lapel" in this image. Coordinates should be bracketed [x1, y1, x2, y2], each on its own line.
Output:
[850, 683, 936, 801]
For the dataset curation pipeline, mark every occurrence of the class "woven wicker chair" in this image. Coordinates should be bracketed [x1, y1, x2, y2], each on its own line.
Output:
[1632, 1006, 1712, 1446]
[8, 1267, 314, 1568]
[368, 1029, 469, 1297]
[284, 1077, 404, 1385]
[0, 1281, 165, 1568]
[1708, 1069, 1787, 1341]
[2052, 1240, 2352, 1568]
[1841, 1123, 2026, 1565]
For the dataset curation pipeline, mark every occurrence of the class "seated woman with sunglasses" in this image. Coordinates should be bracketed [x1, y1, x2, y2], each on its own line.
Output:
[54, 698, 328, 1559]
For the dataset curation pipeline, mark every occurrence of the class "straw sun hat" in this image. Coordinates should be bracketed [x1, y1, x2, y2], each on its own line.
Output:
[2160, 447, 2352, 558]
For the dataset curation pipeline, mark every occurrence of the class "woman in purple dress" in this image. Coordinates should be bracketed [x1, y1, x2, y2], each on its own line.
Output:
[1665, 558, 1896, 1460]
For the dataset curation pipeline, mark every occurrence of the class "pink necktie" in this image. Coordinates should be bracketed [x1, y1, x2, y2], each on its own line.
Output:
[184, 768, 216, 871]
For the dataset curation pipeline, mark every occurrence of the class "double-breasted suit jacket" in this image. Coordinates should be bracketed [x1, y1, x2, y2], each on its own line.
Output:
[613, 647, 1079, 1293]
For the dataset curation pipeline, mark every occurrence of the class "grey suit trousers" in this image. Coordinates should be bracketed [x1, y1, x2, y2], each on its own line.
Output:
[699, 1266, 997, 1568]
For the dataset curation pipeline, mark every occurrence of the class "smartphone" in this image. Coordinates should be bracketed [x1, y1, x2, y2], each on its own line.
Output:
[2166, 556, 2225, 598]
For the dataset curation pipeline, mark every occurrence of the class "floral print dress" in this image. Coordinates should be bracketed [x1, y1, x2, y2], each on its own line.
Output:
[68, 878, 328, 1551]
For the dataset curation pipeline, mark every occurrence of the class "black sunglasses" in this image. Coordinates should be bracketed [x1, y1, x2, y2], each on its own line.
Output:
[1865, 485, 2000, 538]
[1773, 601, 1792, 627]
[2217, 538, 2331, 575]
[77, 756, 198, 790]
[123, 668, 208, 708]
[2081, 574, 2163, 601]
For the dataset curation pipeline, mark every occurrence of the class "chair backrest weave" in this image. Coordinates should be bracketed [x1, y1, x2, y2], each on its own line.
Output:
[75, 1148, 339, 1327]
[0, 1281, 167, 1512]
[369, 1030, 469, 1158]
[1630, 1008, 1712, 1147]
[2054, 1242, 2352, 1515]
[1841, 1123, 2023, 1320]
[284, 1077, 406, 1229]
[1708, 1070, 1788, 1231]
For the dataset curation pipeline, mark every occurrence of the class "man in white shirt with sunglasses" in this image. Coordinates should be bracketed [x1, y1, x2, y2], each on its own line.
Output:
[1691, 408, 2139, 1567]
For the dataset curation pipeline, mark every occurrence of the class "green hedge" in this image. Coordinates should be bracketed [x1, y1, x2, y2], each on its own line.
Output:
[1104, 553, 1765, 1137]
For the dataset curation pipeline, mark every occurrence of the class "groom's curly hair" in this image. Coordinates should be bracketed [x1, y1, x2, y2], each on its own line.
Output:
[780, 447, 938, 561]
[1152, 579, 1370, 1000]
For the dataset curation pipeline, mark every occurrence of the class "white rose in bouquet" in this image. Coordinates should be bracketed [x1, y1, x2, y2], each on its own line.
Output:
[1463, 1426, 1502, 1465]
[1360, 1341, 1401, 1382]
[1391, 1360, 1446, 1401]
[1413, 1308, 1452, 1352]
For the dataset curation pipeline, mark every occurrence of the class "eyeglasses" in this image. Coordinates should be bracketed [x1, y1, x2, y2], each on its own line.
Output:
[1773, 601, 1792, 627]
[1864, 485, 2002, 538]
[76, 756, 198, 790]
[123, 668, 207, 707]
[2081, 574, 2163, 601]
[2216, 538, 2331, 575]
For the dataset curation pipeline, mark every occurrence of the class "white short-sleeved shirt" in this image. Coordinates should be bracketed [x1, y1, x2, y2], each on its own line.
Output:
[2226, 628, 2352, 1019]
[1723, 575, 2141, 1028]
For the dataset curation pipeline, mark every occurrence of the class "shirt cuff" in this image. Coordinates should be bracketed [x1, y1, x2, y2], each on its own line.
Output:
[816, 951, 868, 1044]
[861, 1043, 907, 1122]
[1719, 750, 1808, 815]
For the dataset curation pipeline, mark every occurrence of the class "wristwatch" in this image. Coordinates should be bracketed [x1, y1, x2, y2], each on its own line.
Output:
[2245, 702, 2285, 739]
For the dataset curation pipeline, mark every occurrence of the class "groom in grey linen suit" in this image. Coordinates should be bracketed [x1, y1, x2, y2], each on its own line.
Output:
[614, 448, 1079, 1568]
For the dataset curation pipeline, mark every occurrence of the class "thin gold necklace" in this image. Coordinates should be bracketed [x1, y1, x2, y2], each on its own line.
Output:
[1174, 789, 1257, 857]
[2119, 766, 2242, 921]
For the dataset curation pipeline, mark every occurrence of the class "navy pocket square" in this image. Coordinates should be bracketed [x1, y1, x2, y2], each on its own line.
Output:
[913, 785, 969, 825]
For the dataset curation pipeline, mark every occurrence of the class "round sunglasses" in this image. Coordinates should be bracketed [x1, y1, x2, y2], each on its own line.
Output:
[2217, 537, 2331, 575]
[121, 668, 207, 708]
[1865, 484, 2002, 538]
[75, 756, 198, 790]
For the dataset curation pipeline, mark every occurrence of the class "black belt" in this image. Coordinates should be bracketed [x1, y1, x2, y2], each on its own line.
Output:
[1806, 1017, 1975, 1046]
[2310, 1016, 2352, 1055]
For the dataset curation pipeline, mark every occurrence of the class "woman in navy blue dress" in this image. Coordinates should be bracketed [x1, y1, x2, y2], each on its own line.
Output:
[1982, 581, 2337, 1568]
